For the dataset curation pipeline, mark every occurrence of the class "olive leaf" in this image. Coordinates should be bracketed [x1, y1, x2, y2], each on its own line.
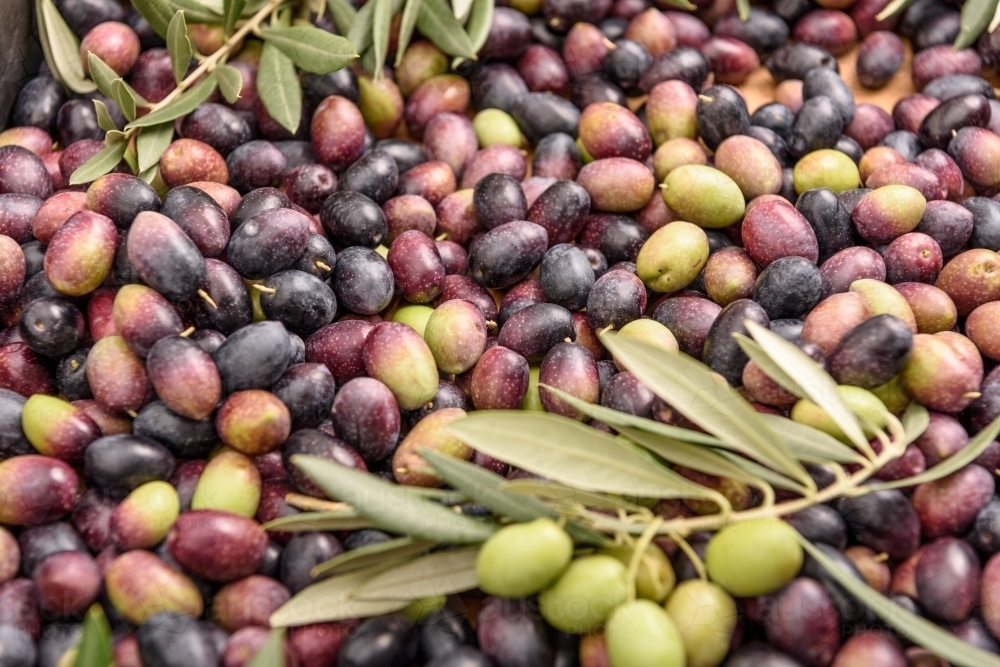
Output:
[417, 0, 475, 58]
[69, 141, 128, 186]
[132, 0, 175, 37]
[499, 479, 648, 513]
[866, 412, 1000, 491]
[733, 333, 805, 397]
[292, 454, 498, 543]
[327, 0, 357, 32]
[420, 448, 609, 546]
[213, 64, 244, 104]
[262, 511, 374, 532]
[463, 0, 494, 54]
[875, 0, 914, 21]
[799, 538, 1000, 667]
[599, 332, 812, 488]
[136, 122, 175, 172]
[112, 79, 137, 122]
[354, 548, 481, 601]
[452, 0, 474, 21]
[73, 604, 113, 667]
[167, 11, 193, 84]
[92, 100, 119, 133]
[756, 414, 867, 465]
[104, 130, 127, 146]
[312, 538, 437, 579]
[87, 54, 121, 101]
[224, 0, 247, 34]
[346, 0, 376, 53]
[395, 0, 423, 66]
[448, 411, 732, 506]
[957, 0, 999, 47]
[122, 141, 139, 173]
[991, 0, 1000, 32]
[170, 0, 223, 22]
[138, 165, 160, 185]
[371, 0, 394, 77]
[744, 321, 873, 457]
[714, 451, 811, 493]
[270, 563, 410, 627]
[900, 402, 930, 446]
[257, 43, 302, 134]
[37, 0, 97, 94]
[258, 26, 359, 74]
[126, 75, 218, 129]
[246, 629, 284, 667]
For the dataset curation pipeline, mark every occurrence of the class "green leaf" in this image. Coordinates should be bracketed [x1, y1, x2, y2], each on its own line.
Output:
[875, 0, 914, 21]
[92, 100, 118, 133]
[733, 334, 805, 398]
[292, 454, 497, 543]
[420, 449, 609, 546]
[757, 414, 867, 465]
[991, 0, 1000, 32]
[463, 0, 493, 54]
[257, 43, 302, 134]
[901, 402, 930, 446]
[214, 64, 244, 104]
[69, 141, 127, 186]
[956, 0, 999, 47]
[448, 411, 731, 506]
[395, 0, 424, 65]
[87, 54, 120, 100]
[658, 0, 696, 9]
[167, 11, 193, 84]
[262, 511, 374, 532]
[599, 332, 812, 488]
[500, 479, 649, 513]
[618, 426, 794, 496]
[37, 0, 97, 94]
[866, 413, 1000, 491]
[138, 165, 159, 184]
[132, 0, 174, 36]
[360, 47, 379, 76]
[127, 75, 218, 129]
[104, 130, 127, 146]
[122, 141, 139, 173]
[735, 0, 750, 19]
[136, 122, 175, 172]
[73, 604, 113, 667]
[260, 26, 359, 74]
[170, 0, 223, 21]
[714, 451, 812, 493]
[799, 538, 1000, 667]
[371, 0, 394, 76]
[417, 0, 475, 58]
[312, 538, 437, 578]
[354, 548, 480, 601]
[328, 0, 357, 32]
[246, 629, 284, 667]
[452, 0, 474, 20]
[745, 321, 872, 455]
[346, 0, 376, 53]
[112, 79, 137, 122]
[270, 563, 410, 627]
[224, 0, 247, 34]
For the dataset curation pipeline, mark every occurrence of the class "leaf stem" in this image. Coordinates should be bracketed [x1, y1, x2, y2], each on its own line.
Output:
[670, 532, 707, 581]
[625, 517, 662, 601]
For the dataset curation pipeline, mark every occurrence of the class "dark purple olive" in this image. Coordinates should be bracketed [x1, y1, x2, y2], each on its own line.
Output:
[637, 47, 710, 93]
[532, 133, 581, 181]
[540, 244, 595, 312]
[765, 43, 838, 83]
[470, 64, 529, 115]
[510, 93, 581, 143]
[227, 208, 311, 280]
[696, 84, 751, 151]
[159, 186, 229, 258]
[469, 346, 530, 410]
[212, 321, 292, 394]
[915, 537, 980, 623]
[714, 8, 789, 56]
[127, 212, 206, 302]
[469, 221, 548, 289]
[789, 96, 845, 158]
[833, 488, 921, 559]
[259, 270, 337, 335]
[702, 299, 770, 386]
[338, 149, 399, 204]
[387, 230, 446, 304]
[226, 140, 287, 193]
[473, 174, 527, 231]
[765, 577, 842, 666]
[652, 296, 721, 360]
[331, 377, 399, 462]
[498, 302, 576, 363]
[918, 94, 992, 150]
[331, 247, 394, 315]
[527, 179, 590, 246]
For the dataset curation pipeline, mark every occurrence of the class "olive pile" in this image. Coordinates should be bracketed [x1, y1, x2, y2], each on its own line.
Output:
[5, 0, 1000, 664]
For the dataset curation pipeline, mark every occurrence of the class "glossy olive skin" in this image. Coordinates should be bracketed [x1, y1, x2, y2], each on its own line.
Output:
[227, 208, 311, 280]
[127, 212, 206, 302]
[213, 321, 292, 394]
[498, 303, 576, 363]
[469, 221, 549, 290]
[703, 299, 770, 386]
[159, 186, 229, 258]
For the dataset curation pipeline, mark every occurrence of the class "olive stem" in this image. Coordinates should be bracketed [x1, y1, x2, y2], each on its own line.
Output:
[315, 261, 332, 272]
[670, 532, 707, 582]
[252, 284, 278, 294]
[197, 289, 218, 309]
[625, 517, 662, 601]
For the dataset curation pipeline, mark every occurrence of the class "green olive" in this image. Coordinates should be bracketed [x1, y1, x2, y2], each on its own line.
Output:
[790, 385, 889, 444]
[539, 555, 629, 633]
[601, 542, 676, 603]
[605, 599, 686, 667]
[635, 221, 710, 293]
[476, 518, 573, 598]
[664, 580, 738, 667]
[392, 304, 435, 338]
[661, 165, 745, 229]
[704, 518, 803, 597]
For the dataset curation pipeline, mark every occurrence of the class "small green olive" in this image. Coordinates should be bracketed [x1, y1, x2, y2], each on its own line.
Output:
[392, 304, 435, 338]
[664, 579, 738, 667]
[476, 518, 574, 598]
[635, 221, 710, 293]
[601, 542, 676, 603]
[704, 518, 803, 597]
[605, 599, 686, 667]
[539, 555, 629, 633]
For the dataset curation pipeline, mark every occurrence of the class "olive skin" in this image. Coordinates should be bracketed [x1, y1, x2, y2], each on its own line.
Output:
[704, 519, 803, 597]
[702, 299, 770, 386]
[469, 221, 549, 289]
[475, 518, 572, 598]
[539, 555, 629, 633]
[83, 434, 175, 491]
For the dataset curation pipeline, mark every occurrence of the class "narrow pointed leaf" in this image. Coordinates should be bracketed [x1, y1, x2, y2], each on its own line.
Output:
[619, 426, 787, 492]
[448, 411, 731, 505]
[246, 629, 284, 667]
[540, 385, 730, 448]
[122, 140, 139, 173]
[499, 479, 649, 513]
[259, 26, 359, 74]
[262, 511, 373, 532]
[126, 75, 217, 128]
[312, 538, 437, 578]
[360, 47, 379, 76]
[346, 0, 376, 52]
[69, 141, 127, 185]
[167, 11, 193, 84]
[659, 0, 696, 9]
[876, 0, 913, 20]
[453, 0, 474, 20]
[599, 332, 812, 487]
[371, 0, 393, 76]
[420, 449, 608, 546]
[132, 0, 174, 36]
[87, 54, 120, 100]
[800, 538, 1000, 667]
[745, 321, 871, 455]
[256, 44, 301, 134]
[224, 0, 247, 34]
[463, 0, 494, 53]
[104, 130, 127, 147]
[733, 334, 805, 397]
[900, 402, 930, 446]
[395, 0, 424, 65]
[136, 122, 175, 172]
[714, 451, 810, 493]
[138, 165, 159, 184]
[417, 0, 475, 57]
[991, 0, 1000, 32]
[38, 0, 97, 94]
[866, 413, 1000, 491]
[270, 564, 409, 627]
[354, 548, 480, 601]
[292, 454, 497, 543]
[112, 79, 137, 121]
[73, 604, 113, 667]
[171, 0, 223, 19]
[328, 0, 357, 31]
[92, 100, 118, 133]
[758, 414, 867, 465]
[214, 65, 244, 104]
[956, 0, 998, 48]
